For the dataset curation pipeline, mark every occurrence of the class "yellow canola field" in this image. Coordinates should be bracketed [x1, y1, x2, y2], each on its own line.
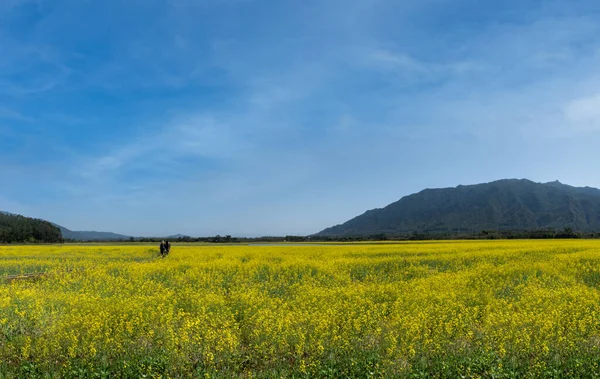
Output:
[2, 241, 600, 378]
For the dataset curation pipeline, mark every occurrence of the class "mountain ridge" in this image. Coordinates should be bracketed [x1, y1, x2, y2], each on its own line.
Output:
[2, 211, 199, 241]
[316, 179, 600, 237]
[51, 223, 132, 241]
[1, 211, 132, 241]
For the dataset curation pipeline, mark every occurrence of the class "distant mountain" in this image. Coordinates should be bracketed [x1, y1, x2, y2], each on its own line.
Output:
[50, 223, 131, 241]
[166, 234, 189, 239]
[316, 179, 600, 237]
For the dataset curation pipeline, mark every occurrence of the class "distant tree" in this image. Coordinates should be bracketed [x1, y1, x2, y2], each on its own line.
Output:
[556, 227, 579, 239]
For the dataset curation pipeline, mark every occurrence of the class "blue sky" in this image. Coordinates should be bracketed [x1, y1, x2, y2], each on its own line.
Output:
[2, 0, 600, 236]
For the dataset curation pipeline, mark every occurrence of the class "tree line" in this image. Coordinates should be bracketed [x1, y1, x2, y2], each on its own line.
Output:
[20, 227, 593, 244]
[121, 228, 589, 243]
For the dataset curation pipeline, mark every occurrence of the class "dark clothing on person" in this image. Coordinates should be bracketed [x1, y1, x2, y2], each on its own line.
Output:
[160, 242, 166, 257]
[165, 241, 170, 253]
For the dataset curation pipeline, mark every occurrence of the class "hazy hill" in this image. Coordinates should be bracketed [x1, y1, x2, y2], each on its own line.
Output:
[166, 234, 189, 239]
[316, 179, 600, 237]
[50, 223, 131, 241]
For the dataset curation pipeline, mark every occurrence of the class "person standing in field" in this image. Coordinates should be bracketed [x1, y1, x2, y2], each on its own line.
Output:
[165, 240, 171, 255]
[160, 240, 166, 257]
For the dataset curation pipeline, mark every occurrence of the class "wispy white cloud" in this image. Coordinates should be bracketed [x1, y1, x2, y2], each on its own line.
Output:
[0, 36, 71, 97]
[0, 107, 34, 123]
[367, 49, 482, 77]
[79, 115, 239, 179]
[564, 93, 600, 130]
